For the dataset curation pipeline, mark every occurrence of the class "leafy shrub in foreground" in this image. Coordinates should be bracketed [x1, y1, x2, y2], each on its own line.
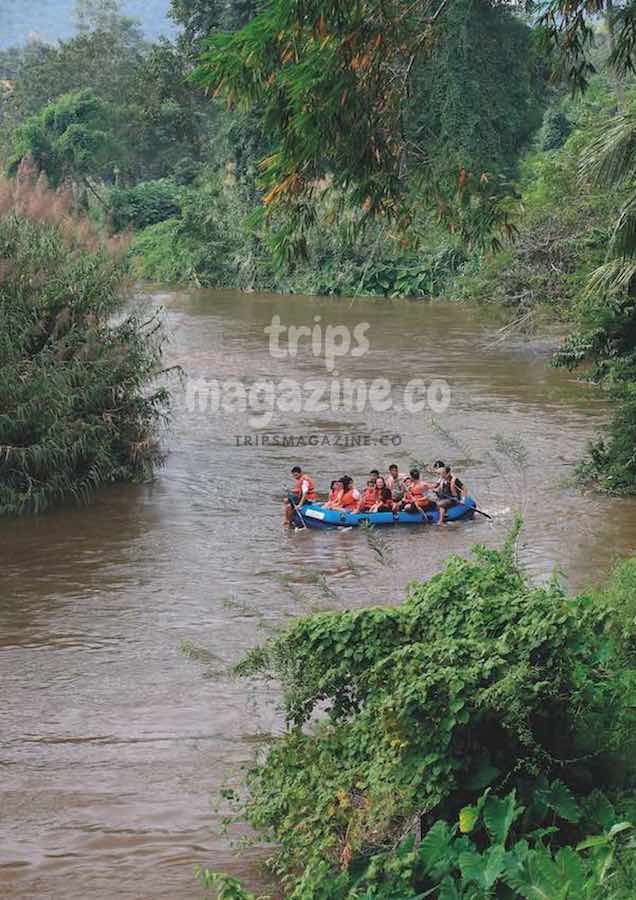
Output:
[201, 529, 636, 898]
[0, 173, 170, 515]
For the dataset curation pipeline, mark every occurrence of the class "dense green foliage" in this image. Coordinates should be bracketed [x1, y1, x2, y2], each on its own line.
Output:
[5, 2, 636, 495]
[407, 0, 545, 182]
[7, 89, 113, 193]
[0, 175, 170, 515]
[130, 171, 465, 295]
[0, 21, 209, 183]
[110, 178, 183, 231]
[193, 0, 545, 254]
[199, 531, 636, 897]
[459, 73, 636, 492]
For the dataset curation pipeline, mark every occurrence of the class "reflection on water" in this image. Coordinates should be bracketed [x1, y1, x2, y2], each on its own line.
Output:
[2, 287, 636, 898]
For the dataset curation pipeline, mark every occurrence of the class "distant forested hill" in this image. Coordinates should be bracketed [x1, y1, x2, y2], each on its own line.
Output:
[0, 0, 176, 47]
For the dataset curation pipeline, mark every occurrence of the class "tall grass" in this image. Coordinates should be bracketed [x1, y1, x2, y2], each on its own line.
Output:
[0, 158, 171, 516]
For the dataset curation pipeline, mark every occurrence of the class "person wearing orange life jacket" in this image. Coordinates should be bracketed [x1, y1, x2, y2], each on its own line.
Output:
[334, 475, 361, 511]
[373, 486, 395, 513]
[284, 465, 317, 526]
[356, 478, 379, 513]
[324, 479, 344, 509]
[399, 468, 435, 515]
[369, 477, 391, 512]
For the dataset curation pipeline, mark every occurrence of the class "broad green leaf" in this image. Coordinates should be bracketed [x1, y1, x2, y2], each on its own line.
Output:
[483, 845, 506, 889]
[608, 820, 632, 839]
[459, 806, 478, 834]
[484, 791, 523, 846]
[505, 847, 564, 900]
[437, 876, 463, 900]
[419, 820, 453, 872]
[532, 849, 566, 897]
[554, 847, 585, 893]
[458, 850, 486, 887]
[466, 763, 500, 791]
[576, 834, 608, 851]
[583, 791, 617, 831]
[536, 780, 581, 823]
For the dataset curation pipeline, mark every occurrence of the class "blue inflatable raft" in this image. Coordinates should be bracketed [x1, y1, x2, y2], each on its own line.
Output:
[292, 497, 477, 529]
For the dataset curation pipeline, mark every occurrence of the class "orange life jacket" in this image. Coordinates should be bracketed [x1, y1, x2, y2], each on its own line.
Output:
[358, 487, 378, 509]
[328, 487, 342, 504]
[406, 480, 431, 508]
[340, 488, 360, 510]
[293, 474, 316, 501]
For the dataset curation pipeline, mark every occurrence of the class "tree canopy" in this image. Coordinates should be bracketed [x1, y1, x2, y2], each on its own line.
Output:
[7, 89, 114, 190]
[192, 0, 549, 252]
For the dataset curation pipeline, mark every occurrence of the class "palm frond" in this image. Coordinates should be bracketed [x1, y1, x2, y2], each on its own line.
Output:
[610, 190, 636, 258]
[585, 258, 636, 297]
[579, 112, 636, 187]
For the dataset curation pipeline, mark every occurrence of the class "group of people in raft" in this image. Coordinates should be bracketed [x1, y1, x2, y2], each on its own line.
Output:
[285, 461, 467, 527]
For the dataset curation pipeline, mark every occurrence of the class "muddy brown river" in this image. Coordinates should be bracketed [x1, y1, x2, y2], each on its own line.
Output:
[2, 287, 636, 899]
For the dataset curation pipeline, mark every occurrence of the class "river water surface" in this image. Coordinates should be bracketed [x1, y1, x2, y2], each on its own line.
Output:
[3, 287, 636, 899]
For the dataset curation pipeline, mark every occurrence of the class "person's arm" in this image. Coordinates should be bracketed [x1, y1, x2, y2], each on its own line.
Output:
[330, 489, 344, 510]
[297, 478, 311, 505]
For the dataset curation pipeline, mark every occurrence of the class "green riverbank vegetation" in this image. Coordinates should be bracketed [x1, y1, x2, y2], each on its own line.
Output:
[200, 527, 636, 899]
[0, 162, 170, 515]
[4, 0, 636, 490]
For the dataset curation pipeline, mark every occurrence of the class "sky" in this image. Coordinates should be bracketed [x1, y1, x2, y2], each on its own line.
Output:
[0, 0, 177, 48]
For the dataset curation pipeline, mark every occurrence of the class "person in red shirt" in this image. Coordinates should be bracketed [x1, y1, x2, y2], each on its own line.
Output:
[284, 465, 317, 526]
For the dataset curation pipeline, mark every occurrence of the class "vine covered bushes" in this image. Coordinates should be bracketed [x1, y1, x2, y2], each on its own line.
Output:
[0, 172, 170, 515]
[202, 530, 636, 898]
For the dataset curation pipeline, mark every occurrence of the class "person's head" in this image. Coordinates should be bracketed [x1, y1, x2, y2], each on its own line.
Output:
[403, 476, 412, 486]
[291, 465, 302, 480]
[341, 475, 353, 491]
[409, 468, 420, 480]
[375, 476, 386, 490]
[381, 487, 392, 501]
[330, 480, 337, 491]
[367, 479, 376, 489]
[443, 465, 452, 475]
[388, 464, 398, 476]
[433, 459, 445, 473]
[369, 469, 380, 479]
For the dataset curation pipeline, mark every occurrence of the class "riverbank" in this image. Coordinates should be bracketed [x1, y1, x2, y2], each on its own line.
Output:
[200, 532, 636, 899]
[126, 73, 618, 316]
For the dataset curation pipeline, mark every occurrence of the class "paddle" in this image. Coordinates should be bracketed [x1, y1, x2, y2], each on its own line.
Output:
[293, 499, 308, 529]
[436, 493, 493, 521]
[286, 488, 308, 530]
[468, 505, 492, 520]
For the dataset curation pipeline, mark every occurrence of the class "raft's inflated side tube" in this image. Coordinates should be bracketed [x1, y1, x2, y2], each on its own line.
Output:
[293, 497, 477, 529]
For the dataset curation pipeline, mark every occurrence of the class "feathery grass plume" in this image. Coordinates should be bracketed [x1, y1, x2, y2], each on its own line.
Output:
[0, 167, 171, 516]
[343, 554, 362, 577]
[360, 519, 395, 567]
[304, 570, 338, 600]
